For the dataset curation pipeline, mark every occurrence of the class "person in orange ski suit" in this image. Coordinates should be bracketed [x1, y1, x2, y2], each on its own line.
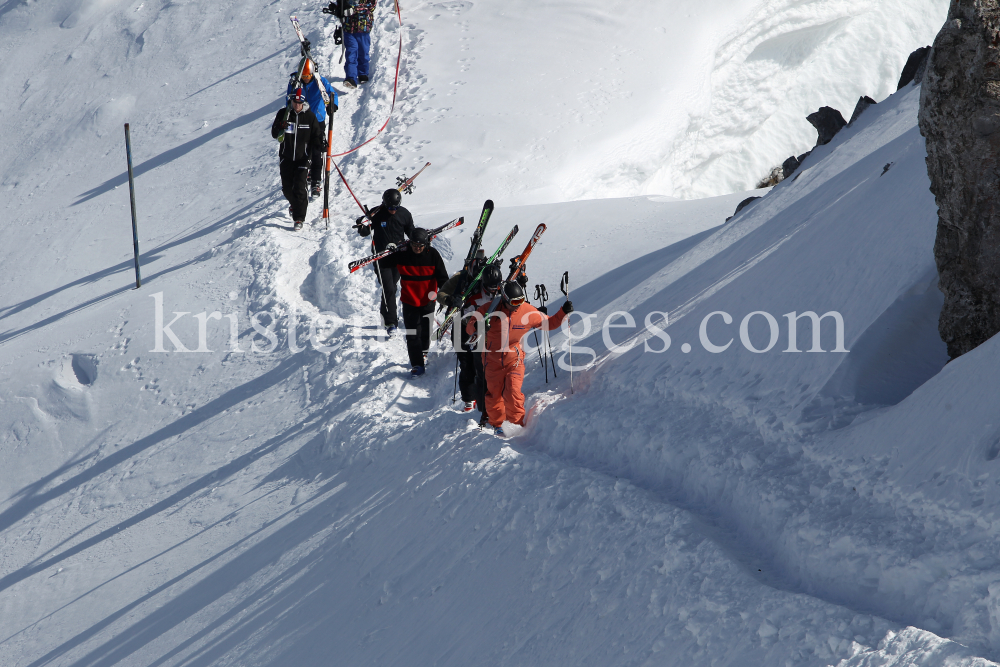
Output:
[466, 281, 574, 434]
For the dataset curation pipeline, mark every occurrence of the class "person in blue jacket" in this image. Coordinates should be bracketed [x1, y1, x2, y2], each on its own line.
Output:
[287, 60, 339, 197]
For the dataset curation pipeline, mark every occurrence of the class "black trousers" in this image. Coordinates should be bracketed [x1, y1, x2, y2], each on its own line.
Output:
[402, 303, 435, 368]
[457, 321, 478, 402]
[473, 348, 487, 423]
[373, 260, 400, 327]
[280, 159, 309, 221]
[309, 119, 327, 186]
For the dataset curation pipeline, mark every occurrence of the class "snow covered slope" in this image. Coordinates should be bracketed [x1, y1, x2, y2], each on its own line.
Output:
[1, 0, 997, 666]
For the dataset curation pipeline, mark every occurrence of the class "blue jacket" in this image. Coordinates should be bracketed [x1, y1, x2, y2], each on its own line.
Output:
[288, 76, 338, 122]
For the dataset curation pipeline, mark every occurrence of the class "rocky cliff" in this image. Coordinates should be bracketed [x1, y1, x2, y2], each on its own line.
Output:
[919, 0, 1000, 359]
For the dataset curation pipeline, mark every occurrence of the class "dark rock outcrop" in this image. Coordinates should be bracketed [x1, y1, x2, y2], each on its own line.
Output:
[734, 196, 760, 216]
[897, 46, 931, 90]
[848, 96, 877, 125]
[725, 196, 762, 223]
[806, 106, 847, 146]
[919, 6, 1000, 359]
[781, 156, 800, 179]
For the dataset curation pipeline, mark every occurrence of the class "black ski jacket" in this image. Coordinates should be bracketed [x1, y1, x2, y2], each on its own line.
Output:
[271, 107, 323, 163]
[357, 205, 416, 252]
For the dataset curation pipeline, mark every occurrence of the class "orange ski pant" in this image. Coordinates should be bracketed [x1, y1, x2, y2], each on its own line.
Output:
[483, 348, 525, 428]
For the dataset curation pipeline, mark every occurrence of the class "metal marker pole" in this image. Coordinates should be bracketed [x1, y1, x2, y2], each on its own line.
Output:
[124, 123, 142, 288]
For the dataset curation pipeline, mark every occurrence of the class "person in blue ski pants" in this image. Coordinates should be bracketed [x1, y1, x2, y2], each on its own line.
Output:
[342, 0, 375, 87]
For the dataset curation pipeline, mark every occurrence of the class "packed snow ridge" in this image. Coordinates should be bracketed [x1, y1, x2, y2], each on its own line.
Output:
[1, 0, 996, 666]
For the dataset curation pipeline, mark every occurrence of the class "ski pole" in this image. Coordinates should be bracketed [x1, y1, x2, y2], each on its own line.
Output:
[123, 124, 142, 289]
[452, 353, 459, 403]
[373, 251, 392, 336]
[533, 284, 547, 383]
[538, 283, 556, 378]
[560, 271, 572, 394]
[323, 102, 333, 230]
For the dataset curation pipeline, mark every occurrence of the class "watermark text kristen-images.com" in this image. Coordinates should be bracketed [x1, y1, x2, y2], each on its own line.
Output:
[149, 292, 849, 368]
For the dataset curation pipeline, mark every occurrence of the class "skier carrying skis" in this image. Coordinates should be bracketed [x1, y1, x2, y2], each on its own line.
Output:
[339, 0, 376, 88]
[466, 281, 574, 436]
[379, 228, 449, 377]
[288, 60, 338, 198]
[270, 90, 324, 230]
[436, 251, 491, 413]
[354, 189, 416, 333]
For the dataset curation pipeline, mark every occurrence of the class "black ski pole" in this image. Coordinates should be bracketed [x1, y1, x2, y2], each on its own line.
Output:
[123, 123, 142, 289]
[539, 284, 556, 378]
[560, 271, 572, 394]
[452, 353, 459, 404]
[533, 284, 547, 383]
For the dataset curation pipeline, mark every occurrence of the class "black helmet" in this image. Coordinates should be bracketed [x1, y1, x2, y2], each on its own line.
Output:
[481, 263, 502, 293]
[501, 281, 525, 306]
[410, 227, 431, 247]
[382, 189, 402, 208]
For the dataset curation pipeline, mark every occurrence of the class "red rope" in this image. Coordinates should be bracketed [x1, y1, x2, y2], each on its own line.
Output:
[328, 0, 405, 219]
[330, 0, 403, 158]
[331, 157, 371, 218]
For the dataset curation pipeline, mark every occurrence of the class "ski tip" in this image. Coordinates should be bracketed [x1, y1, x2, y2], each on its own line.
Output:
[484, 199, 494, 209]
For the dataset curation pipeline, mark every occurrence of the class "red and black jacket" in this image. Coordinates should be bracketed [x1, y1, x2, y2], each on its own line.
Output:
[382, 245, 449, 308]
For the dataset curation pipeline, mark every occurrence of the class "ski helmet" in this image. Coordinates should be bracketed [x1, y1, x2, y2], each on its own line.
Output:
[301, 60, 313, 82]
[501, 281, 526, 306]
[410, 228, 431, 247]
[382, 189, 402, 208]
[481, 263, 502, 293]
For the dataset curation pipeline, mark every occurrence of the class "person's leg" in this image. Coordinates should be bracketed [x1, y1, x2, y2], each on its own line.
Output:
[506, 349, 527, 426]
[343, 32, 359, 82]
[401, 304, 424, 367]
[483, 354, 507, 427]
[279, 161, 296, 206]
[374, 261, 399, 327]
[358, 31, 371, 78]
[309, 119, 326, 185]
[473, 349, 488, 423]
[418, 304, 434, 357]
[291, 163, 309, 220]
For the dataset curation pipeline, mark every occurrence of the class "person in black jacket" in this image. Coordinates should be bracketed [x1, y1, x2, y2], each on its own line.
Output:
[379, 227, 448, 377]
[270, 90, 324, 229]
[354, 188, 415, 331]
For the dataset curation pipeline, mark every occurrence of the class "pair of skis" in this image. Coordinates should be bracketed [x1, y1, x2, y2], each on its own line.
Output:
[347, 216, 464, 273]
[435, 201, 520, 342]
[479, 223, 547, 334]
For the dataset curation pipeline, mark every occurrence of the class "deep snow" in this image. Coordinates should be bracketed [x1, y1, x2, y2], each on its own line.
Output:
[1, 0, 995, 666]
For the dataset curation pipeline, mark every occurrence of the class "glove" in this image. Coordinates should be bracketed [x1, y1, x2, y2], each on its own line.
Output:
[538, 305, 548, 315]
[561, 300, 574, 314]
[448, 294, 464, 310]
[386, 242, 397, 251]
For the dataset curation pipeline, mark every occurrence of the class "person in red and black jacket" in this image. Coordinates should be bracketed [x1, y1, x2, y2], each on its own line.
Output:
[380, 228, 449, 377]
